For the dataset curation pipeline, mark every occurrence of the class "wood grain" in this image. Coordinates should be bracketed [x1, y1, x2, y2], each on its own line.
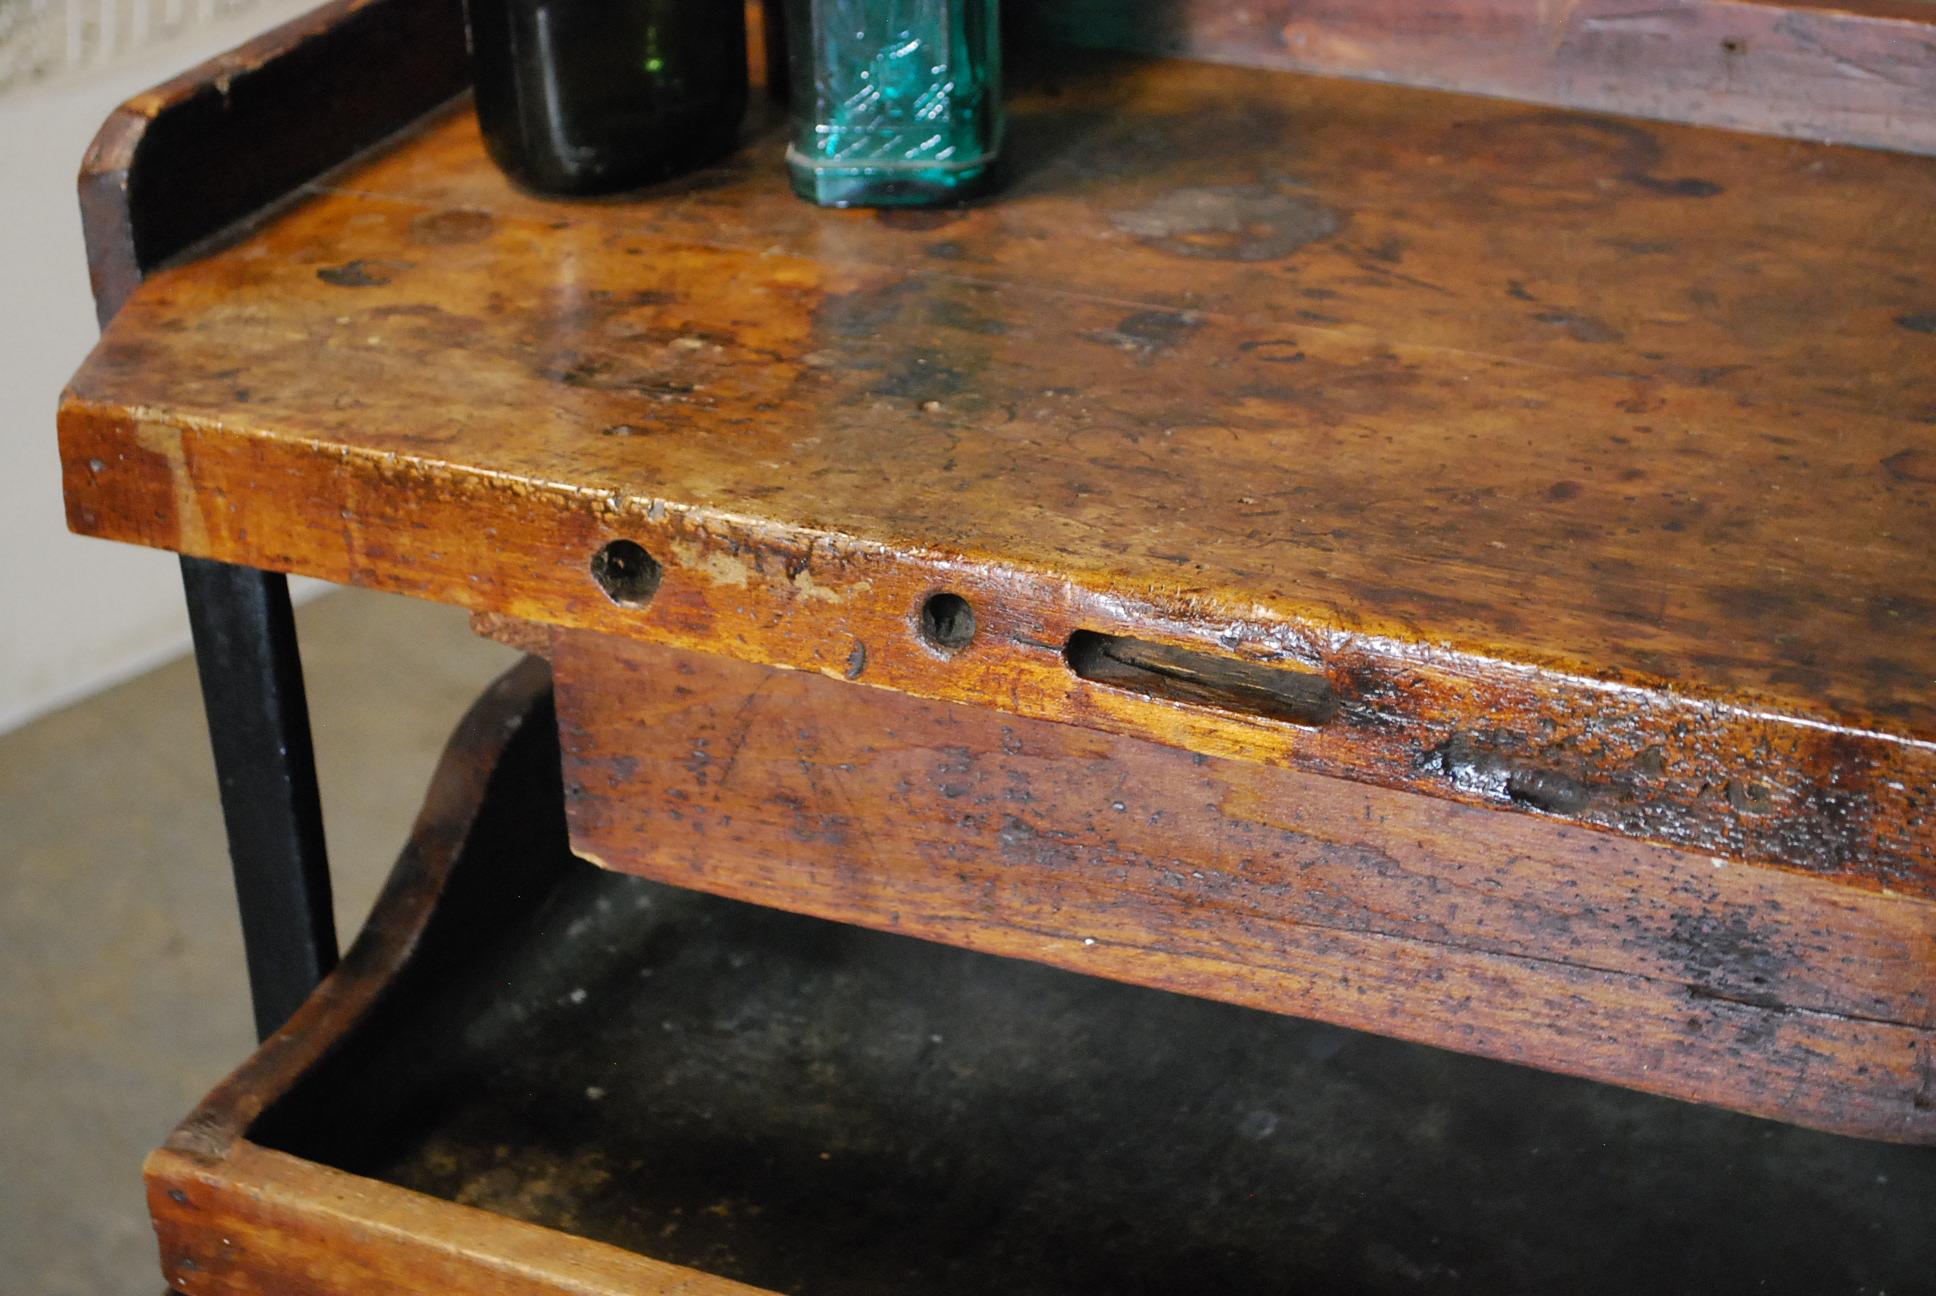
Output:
[61, 55, 1936, 899]
[1020, 0, 1936, 156]
[556, 632, 1936, 1144]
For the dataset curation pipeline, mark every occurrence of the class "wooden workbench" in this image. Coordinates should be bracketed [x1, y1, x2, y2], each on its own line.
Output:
[63, 30, 1936, 1133]
[55, 0, 1936, 1288]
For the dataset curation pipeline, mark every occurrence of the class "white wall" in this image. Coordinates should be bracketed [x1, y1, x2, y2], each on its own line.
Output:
[0, 2, 322, 734]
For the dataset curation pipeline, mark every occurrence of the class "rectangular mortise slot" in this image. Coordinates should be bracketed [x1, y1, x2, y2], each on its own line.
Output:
[1064, 631, 1340, 728]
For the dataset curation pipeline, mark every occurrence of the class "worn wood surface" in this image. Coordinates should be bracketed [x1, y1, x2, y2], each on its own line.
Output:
[556, 631, 1936, 1144]
[63, 53, 1936, 902]
[78, 0, 466, 325]
[1019, 0, 1936, 157]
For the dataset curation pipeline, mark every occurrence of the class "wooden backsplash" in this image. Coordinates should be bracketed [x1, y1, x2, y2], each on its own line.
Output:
[1014, 0, 1936, 154]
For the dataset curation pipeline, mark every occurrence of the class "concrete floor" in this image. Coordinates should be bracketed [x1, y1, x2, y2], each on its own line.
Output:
[0, 589, 519, 1295]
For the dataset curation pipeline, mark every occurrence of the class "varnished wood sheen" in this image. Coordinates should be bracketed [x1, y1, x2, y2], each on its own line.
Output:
[1017, 0, 1936, 156]
[62, 55, 1936, 902]
[556, 632, 1936, 1145]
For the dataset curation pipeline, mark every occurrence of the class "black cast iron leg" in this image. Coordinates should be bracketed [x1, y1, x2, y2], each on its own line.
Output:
[179, 556, 337, 1041]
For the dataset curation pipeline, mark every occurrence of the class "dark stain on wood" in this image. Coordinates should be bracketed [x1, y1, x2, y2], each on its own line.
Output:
[1424, 732, 1597, 817]
[1090, 307, 1202, 356]
[1881, 448, 1936, 483]
[410, 208, 497, 245]
[1627, 173, 1724, 198]
[317, 258, 412, 287]
[1066, 630, 1340, 728]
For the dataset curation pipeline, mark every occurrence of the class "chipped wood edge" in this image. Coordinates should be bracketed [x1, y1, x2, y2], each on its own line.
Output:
[471, 611, 556, 657]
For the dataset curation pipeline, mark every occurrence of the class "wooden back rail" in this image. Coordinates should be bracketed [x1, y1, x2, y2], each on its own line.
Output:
[72, 0, 1936, 318]
[1013, 0, 1936, 156]
[76, 0, 1936, 311]
[80, 0, 468, 324]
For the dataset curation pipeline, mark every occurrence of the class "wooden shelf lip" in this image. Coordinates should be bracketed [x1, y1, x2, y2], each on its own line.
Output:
[150, 1142, 767, 1296]
[61, 53, 1936, 898]
[147, 658, 771, 1295]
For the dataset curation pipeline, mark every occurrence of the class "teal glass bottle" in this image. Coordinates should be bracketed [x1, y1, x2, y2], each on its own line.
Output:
[783, 0, 1001, 207]
[467, 0, 748, 196]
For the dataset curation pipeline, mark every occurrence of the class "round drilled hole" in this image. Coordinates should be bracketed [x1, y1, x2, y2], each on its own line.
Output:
[919, 591, 976, 652]
[590, 540, 663, 608]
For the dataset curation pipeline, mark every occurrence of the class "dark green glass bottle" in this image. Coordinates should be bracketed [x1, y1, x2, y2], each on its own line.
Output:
[467, 0, 749, 196]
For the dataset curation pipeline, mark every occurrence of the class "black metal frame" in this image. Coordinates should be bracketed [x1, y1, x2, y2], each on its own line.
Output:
[76, 0, 470, 1044]
[179, 558, 338, 1040]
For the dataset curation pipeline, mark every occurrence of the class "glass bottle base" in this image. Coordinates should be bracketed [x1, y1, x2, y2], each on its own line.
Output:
[786, 149, 996, 208]
[486, 118, 745, 198]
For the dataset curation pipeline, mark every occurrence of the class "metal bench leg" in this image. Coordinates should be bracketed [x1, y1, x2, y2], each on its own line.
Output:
[180, 557, 337, 1040]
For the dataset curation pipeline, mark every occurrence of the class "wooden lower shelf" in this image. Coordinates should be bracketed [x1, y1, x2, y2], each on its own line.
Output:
[150, 661, 1936, 1296]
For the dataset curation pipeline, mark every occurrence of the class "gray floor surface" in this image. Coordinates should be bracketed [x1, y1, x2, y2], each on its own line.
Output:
[0, 589, 519, 1295]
